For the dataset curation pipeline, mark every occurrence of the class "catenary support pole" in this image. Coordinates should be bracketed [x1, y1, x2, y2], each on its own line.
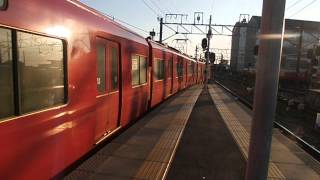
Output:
[205, 15, 212, 86]
[245, 0, 286, 180]
[159, 18, 163, 43]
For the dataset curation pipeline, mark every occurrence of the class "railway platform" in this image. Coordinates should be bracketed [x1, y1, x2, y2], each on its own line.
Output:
[63, 84, 320, 180]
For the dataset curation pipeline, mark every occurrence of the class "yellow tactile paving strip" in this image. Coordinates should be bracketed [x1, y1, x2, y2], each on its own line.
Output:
[208, 85, 286, 179]
[135, 87, 202, 180]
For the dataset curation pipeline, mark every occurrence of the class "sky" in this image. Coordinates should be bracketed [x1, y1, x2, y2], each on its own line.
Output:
[79, 0, 320, 60]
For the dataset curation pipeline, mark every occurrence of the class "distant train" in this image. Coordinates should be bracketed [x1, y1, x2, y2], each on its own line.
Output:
[0, 0, 205, 179]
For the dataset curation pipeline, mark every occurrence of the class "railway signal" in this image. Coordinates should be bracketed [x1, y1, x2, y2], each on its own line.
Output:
[201, 38, 208, 50]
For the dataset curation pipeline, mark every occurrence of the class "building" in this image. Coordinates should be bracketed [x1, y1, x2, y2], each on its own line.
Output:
[230, 16, 320, 78]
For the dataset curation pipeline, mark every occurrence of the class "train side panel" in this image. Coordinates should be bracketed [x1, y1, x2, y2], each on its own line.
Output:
[121, 40, 150, 126]
[0, 1, 203, 179]
[0, 0, 149, 179]
[150, 43, 167, 107]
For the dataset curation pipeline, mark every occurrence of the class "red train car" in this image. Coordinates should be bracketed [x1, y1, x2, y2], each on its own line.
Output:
[186, 60, 197, 87]
[148, 41, 198, 107]
[197, 61, 206, 83]
[148, 41, 172, 107]
[0, 0, 204, 179]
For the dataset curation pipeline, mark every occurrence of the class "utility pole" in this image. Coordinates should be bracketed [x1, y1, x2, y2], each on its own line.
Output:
[159, 17, 163, 43]
[245, 0, 286, 180]
[195, 45, 198, 59]
[205, 15, 212, 86]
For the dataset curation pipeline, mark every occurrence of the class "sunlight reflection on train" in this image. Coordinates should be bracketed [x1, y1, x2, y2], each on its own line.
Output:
[45, 111, 77, 137]
[45, 25, 71, 38]
[258, 33, 300, 40]
[53, 110, 76, 119]
[45, 121, 74, 137]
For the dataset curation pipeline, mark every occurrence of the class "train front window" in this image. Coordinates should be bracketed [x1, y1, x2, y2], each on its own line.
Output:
[17, 31, 65, 114]
[0, 27, 14, 119]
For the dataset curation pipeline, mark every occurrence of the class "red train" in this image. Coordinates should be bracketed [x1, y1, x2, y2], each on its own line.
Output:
[0, 0, 205, 179]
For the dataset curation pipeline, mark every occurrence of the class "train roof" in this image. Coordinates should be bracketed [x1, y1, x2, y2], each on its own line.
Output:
[67, 0, 148, 45]
[148, 40, 197, 62]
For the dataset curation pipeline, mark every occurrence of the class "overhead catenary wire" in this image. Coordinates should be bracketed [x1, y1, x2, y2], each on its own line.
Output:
[286, 0, 303, 10]
[163, 0, 180, 14]
[102, 12, 150, 35]
[210, 0, 215, 14]
[155, 0, 172, 14]
[141, 0, 162, 17]
[148, 0, 166, 15]
[288, 0, 318, 18]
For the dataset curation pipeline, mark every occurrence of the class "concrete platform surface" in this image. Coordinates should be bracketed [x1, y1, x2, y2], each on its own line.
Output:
[166, 89, 246, 180]
[208, 84, 320, 180]
[64, 86, 202, 180]
[63, 83, 320, 180]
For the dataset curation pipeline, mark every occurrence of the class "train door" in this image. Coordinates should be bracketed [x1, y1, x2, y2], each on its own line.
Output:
[95, 37, 121, 143]
[177, 57, 183, 90]
[196, 63, 199, 83]
[185, 60, 188, 87]
[169, 55, 174, 94]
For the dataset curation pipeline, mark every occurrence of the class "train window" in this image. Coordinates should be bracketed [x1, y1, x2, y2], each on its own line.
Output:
[177, 58, 183, 77]
[0, 0, 7, 10]
[155, 59, 165, 80]
[132, 55, 139, 85]
[97, 43, 106, 93]
[188, 63, 193, 76]
[132, 55, 147, 86]
[110, 47, 118, 91]
[17, 31, 65, 114]
[0, 28, 14, 119]
[168, 57, 173, 78]
[191, 62, 195, 75]
[139, 56, 147, 84]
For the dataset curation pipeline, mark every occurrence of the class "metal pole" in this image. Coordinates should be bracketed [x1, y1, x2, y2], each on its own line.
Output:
[195, 45, 198, 59]
[205, 15, 212, 86]
[245, 0, 286, 180]
[159, 18, 163, 43]
[296, 25, 303, 86]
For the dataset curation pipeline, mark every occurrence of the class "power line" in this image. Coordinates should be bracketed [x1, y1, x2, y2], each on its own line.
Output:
[162, 0, 180, 14]
[148, 0, 166, 15]
[102, 12, 150, 35]
[286, 0, 302, 10]
[141, 0, 161, 17]
[155, 0, 172, 14]
[210, 0, 215, 13]
[289, 0, 318, 18]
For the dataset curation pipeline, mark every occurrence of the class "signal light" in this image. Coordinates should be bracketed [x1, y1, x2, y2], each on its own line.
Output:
[201, 38, 208, 50]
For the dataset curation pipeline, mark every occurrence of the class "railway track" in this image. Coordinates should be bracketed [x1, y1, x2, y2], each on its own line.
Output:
[214, 80, 320, 162]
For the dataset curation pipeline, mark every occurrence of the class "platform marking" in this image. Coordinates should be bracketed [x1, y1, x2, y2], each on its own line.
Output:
[134, 86, 203, 180]
[208, 85, 286, 180]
